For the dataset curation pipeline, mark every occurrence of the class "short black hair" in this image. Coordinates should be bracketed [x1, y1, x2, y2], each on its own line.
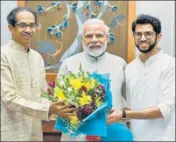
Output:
[7, 7, 38, 27]
[132, 14, 161, 34]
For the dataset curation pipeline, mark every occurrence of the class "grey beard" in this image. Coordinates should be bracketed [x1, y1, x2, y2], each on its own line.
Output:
[83, 42, 108, 58]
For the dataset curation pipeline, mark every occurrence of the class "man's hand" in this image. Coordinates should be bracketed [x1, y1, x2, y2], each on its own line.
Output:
[107, 109, 122, 124]
[49, 100, 76, 119]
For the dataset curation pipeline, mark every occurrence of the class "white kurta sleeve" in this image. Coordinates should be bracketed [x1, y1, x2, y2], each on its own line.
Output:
[39, 55, 52, 110]
[157, 65, 175, 124]
[125, 81, 131, 108]
[1, 52, 51, 120]
[39, 56, 47, 92]
[57, 60, 68, 78]
[121, 61, 128, 108]
[124, 67, 131, 108]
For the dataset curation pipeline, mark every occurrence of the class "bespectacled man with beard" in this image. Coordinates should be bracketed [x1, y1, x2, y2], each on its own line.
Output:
[1, 7, 76, 141]
[57, 18, 128, 141]
[107, 14, 175, 141]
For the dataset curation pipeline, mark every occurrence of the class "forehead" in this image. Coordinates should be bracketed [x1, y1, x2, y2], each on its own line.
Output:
[135, 24, 154, 32]
[84, 24, 105, 34]
[16, 11, 35, 23]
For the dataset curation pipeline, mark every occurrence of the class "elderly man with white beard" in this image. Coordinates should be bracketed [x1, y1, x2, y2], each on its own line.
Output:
[57, 18, 127, 141]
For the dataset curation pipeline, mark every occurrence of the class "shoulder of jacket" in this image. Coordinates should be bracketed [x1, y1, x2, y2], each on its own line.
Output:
[30, 49, 43, 59]
[1, 44, 11, 56]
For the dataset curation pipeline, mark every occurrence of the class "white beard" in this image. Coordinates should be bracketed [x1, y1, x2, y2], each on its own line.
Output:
[83, 41, 108, 57]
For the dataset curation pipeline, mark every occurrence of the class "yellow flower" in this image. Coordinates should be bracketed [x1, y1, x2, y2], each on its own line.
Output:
[70, 79, 83, 90]
[82, 79, 97, 90]
[79, 92, 92, 106]
[55, 87, 66, 101]
[83, 82, 91, 90]
[69, 116, 79, 126]
[90, 79, 97, 88]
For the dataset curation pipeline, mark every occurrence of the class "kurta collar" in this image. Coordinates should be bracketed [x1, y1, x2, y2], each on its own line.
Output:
[9, 39, 30, 53]
[137, 49, 163, 66]
[83, 51, 107, 63]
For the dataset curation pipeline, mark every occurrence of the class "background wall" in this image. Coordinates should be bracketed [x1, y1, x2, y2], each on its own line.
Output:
[1, 1, 175, 57]
[1, 1, 17, 45]
[24, 1, 130, 72]
[136, 1, 175, 57]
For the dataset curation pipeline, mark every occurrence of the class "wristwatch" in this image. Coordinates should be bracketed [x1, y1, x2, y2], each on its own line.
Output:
[122, 110, 127, 120]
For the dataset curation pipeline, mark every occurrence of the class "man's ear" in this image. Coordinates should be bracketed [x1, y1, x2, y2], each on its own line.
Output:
[157, 33, 162, 42]
[8, 24, 14, 34]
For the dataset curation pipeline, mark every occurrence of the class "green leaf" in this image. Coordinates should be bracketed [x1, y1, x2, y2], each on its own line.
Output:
[55, 79, 60, 87]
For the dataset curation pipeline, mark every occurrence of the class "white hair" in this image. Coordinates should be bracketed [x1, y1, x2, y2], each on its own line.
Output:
[80, 18, 110, 36]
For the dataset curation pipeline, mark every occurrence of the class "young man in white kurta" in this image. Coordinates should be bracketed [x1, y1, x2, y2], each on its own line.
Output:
[57, 19, 127, 141]
[125, 50, 175, 140]
[107, 14, 175, 141]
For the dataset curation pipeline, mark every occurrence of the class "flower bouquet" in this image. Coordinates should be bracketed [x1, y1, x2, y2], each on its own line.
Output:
[42, 64, 112, 137]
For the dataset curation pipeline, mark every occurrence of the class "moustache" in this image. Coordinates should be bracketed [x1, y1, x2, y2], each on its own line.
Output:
[139, 41, 148, 44]
[88, 44, 102, 49]
[22, 32, 33, 36]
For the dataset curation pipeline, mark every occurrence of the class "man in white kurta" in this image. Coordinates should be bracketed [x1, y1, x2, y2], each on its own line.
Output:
[125, 50, 175, 140]
[1, 7, 76, 141]
[57, 19, 127, 141]
[107, 14, 175, 141]
[1, 40, 51, 141]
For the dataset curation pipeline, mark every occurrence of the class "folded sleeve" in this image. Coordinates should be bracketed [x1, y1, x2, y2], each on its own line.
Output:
[1, 52, 51, 120]
[157, 65, 175, 124]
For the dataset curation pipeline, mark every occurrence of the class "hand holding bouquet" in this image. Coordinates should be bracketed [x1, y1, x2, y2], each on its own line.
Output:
[42, 64, 112, 136]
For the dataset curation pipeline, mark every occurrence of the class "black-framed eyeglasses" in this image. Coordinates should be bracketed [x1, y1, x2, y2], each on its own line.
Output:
[133, 31, 155, 39]
[15, 22, 38, 29]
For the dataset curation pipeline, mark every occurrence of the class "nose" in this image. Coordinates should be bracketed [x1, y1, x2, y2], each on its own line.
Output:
[25, 26, 32, 32]
[91, 35, 98, 43]
[140, 34, 146, 41]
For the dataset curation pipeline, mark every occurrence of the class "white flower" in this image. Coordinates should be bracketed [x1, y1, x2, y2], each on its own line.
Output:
[59, 80, 65, 87]
[67, 87, 73, 93]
